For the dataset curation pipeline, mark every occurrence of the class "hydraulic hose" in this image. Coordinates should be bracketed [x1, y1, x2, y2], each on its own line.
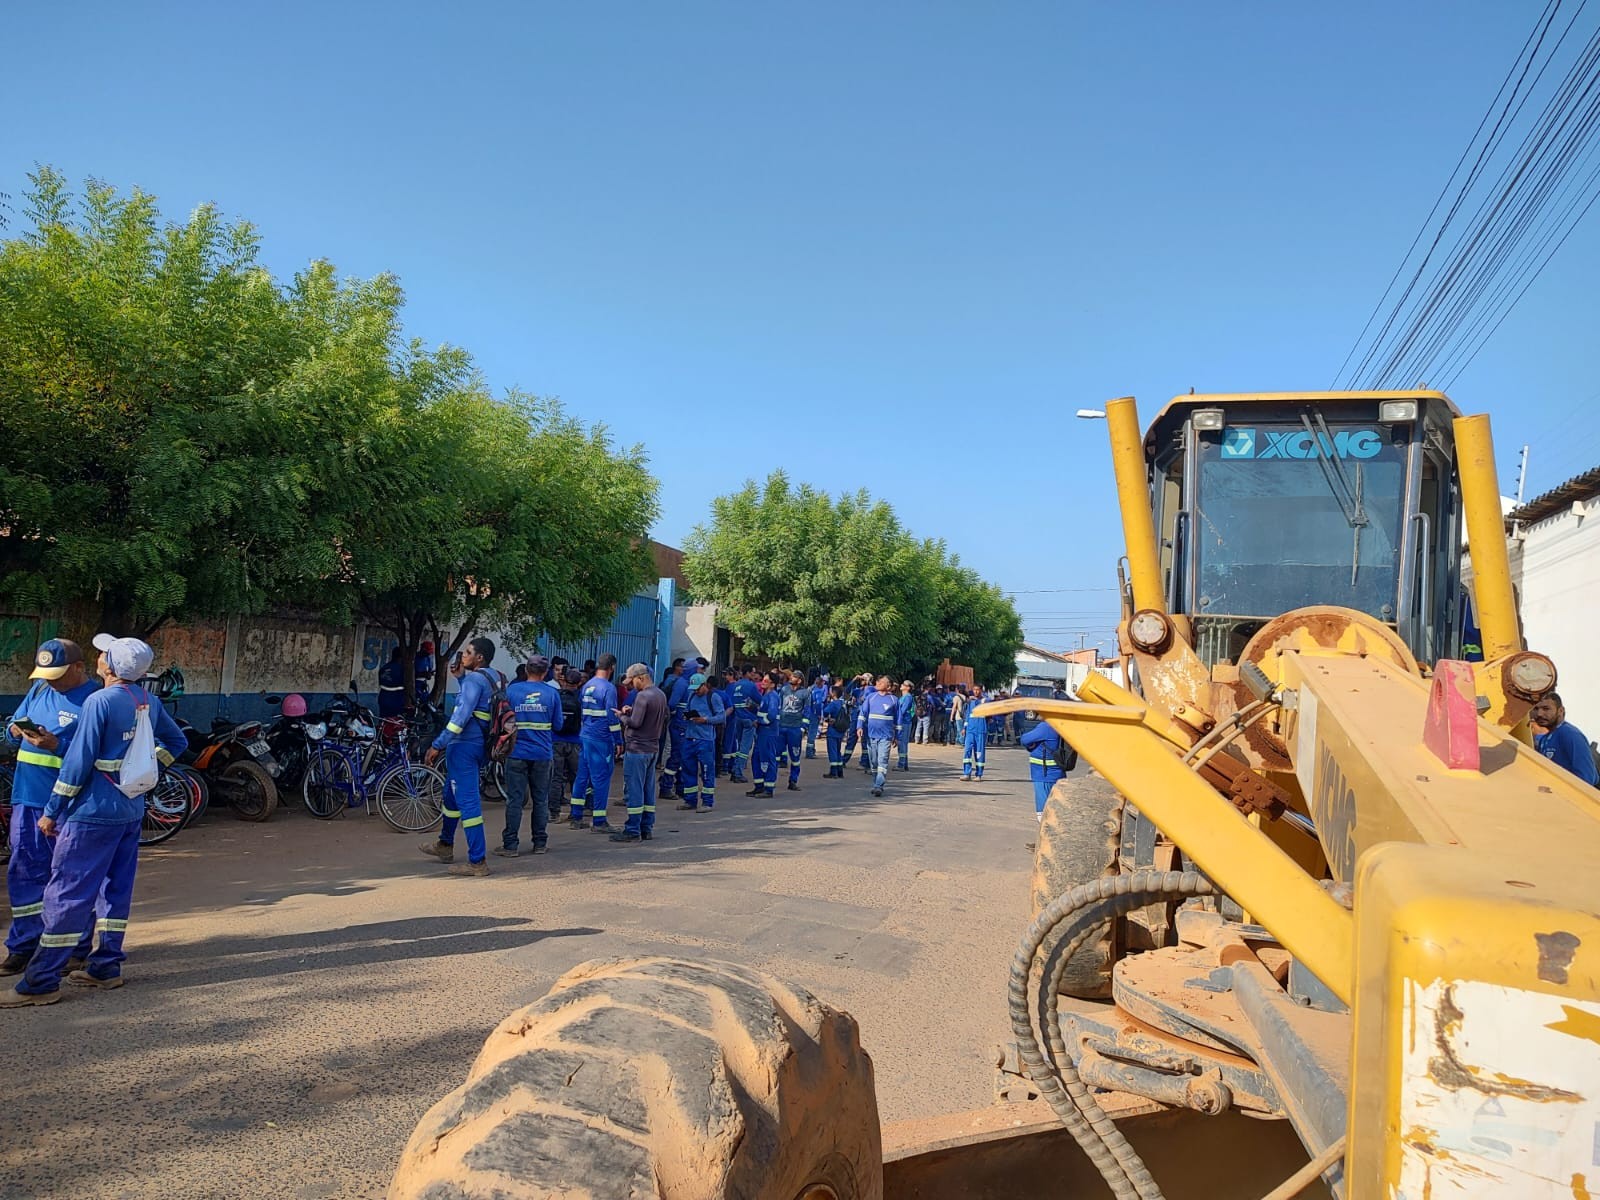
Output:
[1008, 869, 1215, 1200]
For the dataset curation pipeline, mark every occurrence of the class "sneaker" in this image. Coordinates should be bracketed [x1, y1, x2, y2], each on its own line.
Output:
[65, 970, 123, 990]
[492, 846, 520, 858]
[447, 860, 491, 877]
[871, 787, 883, 797]
[0, 987, 60, 1008]
[608, 830, 641, 842]
[677, 803, 699, 811]
[419, 840, 455, 863]
[0, 953, 31, 977]
[787, 782, 800, 791]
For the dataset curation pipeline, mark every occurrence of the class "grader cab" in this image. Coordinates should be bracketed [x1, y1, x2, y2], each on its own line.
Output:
[388, 391, 1599, 1200]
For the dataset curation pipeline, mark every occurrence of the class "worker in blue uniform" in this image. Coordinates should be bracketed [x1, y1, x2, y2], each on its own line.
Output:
[5, 635, 186, 1007]
[822, 685, 848, 777]
[895, 680, 916, 770]
[842, 674, 865, 768]
[805, 674, 829, 759]
[421, 636, 503, 876]
[1532, 692, 1599, 785]
[3, 639, 100, 978]
[719, 668, 740, 776]
[566, 653, 623, 829]
[496, 654, 561, 856]
[777, 671, 806, 790]
[676, 673, 726, 811]
[731, 666, 761, 784]
[1019, 718, 1072, 818]
[962, 687, 989, 781]
[657, 659, 685, 798]
[414, 641, 436, 703]
[857, 676, 900, 797]
[747, 673, 782, 797]
[377, 646, 407, 719]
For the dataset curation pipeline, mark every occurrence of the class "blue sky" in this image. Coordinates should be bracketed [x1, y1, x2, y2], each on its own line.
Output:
[4, 2, 1596, 653]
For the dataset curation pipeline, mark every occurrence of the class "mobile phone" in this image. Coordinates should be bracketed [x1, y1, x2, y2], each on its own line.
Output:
[11, 717, 45, 736]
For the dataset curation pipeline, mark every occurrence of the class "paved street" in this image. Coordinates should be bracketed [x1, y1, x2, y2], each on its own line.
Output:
[2, 740, 1050, 1200]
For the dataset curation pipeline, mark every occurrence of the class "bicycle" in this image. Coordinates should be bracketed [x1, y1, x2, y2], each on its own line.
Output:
[141, 767, 195, 846]
[301, 716, 445, 832]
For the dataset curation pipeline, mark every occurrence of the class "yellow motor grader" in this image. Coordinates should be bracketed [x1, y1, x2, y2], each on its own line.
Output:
[389, 392, 1600, 1200]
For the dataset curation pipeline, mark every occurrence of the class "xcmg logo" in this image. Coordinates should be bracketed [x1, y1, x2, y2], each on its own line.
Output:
[1220, 428, 1384, 461]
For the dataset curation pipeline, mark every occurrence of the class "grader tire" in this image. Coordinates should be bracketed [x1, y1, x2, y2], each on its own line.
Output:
[390, 956, 882, 1200]
[1030, 773, 1124, 1000]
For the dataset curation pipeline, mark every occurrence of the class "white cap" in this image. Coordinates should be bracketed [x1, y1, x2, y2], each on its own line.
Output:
[92, 633, 154, 681]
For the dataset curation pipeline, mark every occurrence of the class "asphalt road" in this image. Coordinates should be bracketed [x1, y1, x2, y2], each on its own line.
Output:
[1, 738, 1049, 1200]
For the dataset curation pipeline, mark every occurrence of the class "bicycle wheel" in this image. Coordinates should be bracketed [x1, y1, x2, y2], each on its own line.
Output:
[302, 745, 354, 819]
[142, 772, 192, 846]
[376, 763, 446, 833]
[174, 765, 209, 826]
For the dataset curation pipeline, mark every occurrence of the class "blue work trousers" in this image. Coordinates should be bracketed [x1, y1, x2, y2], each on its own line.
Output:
[441, 741, 488, 863]
[825, 730, 845, 775]
[1031, 766, 1065, 816]
[962, 728, 987, 778]
[734, 719, 756, 781]
[780, 728, 804, 785]
[753, 728, 779, 791]
[803, 716, 817, 758]
[897, 723, 911, 769]
[867, 737, 893, 790]
[682, 738, 717, 808]
[572, 735, 616, 824]
[6, 807, 51, 957]
[17, 818, 140, 994]
[623, 751, 658, 835]
[663, 718, 688, 796]
[502, 756, 551, 851]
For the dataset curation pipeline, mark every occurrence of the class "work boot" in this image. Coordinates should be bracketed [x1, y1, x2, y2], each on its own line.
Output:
[530, 844, 549, 854]
[567, 815, 585, 828]
[419, 840, 454, 863]
[66, 970, 123, 990]
[0, 987, 60, 1008]
[447, 860, 490, 877]
[677, 802, 698, 811]
[759, 789, 775, 797]
[787, 781, 800, 791]
[871, 787, 883, 797]
[65, 956, 87, 974]
[746, 786, 765, 797]
[590, 821, 612, 832]
[492, 846, 520, 858]
[0, 952, 31, 977]
[608, 830, 640, 843]
[640, 829, 654, 841]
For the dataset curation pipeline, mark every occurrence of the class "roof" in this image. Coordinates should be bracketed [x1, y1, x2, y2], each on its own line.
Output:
[1018, 643, 1071, 663]
[1144, 390, 1459, 442]
[1507, 466, 1600, 528]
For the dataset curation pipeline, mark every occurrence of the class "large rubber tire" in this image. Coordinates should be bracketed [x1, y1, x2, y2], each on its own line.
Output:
[391, 956, 883, 1200]
[1030, 773, 1124, 1000]
[221, 759, 278, 822]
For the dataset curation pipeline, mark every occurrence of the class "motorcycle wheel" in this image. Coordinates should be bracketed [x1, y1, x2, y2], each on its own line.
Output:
[220, 759, 278, 822]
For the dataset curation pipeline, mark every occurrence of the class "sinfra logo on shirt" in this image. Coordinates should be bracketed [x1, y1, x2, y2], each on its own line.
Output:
[1221, 428, 1383, 461]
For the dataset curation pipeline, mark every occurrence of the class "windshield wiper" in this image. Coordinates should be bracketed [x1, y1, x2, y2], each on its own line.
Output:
[1300, 411, 1369, 587]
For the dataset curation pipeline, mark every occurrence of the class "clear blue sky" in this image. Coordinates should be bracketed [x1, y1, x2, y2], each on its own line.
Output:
[5, 2, 1596, 653]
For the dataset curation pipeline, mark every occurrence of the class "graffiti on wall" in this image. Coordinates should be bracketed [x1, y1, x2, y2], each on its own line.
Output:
[148, 620, 227, 694]
[233, 619, 357, 694]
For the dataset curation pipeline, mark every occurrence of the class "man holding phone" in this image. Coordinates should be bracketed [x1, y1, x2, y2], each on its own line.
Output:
[3, 639, 99, 977]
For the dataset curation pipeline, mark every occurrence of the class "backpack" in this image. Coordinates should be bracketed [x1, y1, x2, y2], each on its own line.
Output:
[477, 669, 517, 763]
[828, 703, 849, 733]
[557, 686, 583, 737]
[1054, 736, 1079, 774]
[116, 686, 161, 799]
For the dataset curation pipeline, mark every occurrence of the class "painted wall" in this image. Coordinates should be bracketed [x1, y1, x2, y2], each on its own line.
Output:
[1507, 497, 1600, 727]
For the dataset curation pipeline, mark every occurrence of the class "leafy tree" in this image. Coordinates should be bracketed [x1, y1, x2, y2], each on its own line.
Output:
[683, 472, 1023, 683]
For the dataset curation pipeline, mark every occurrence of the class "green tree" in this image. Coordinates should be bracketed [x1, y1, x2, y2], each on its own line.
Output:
[683, 472, 1022, 683]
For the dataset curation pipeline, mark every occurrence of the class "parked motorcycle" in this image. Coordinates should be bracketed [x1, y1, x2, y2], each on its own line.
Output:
[264, 693, 315, 793]
[176, 715, 281, 822]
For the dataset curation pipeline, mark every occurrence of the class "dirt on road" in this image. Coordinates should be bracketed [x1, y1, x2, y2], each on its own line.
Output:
[1, 741, 1047, 1200]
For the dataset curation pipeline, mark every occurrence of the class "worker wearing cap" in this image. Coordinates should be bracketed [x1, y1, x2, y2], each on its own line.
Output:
[895, 680, 916, 770]
[3, 639, 100, 978]
[678, 674, 727, 811]
[614, 663, 668, 842]
[1019, 719, 1068, 819]
[5, 635, 186, 1007]
[569, 653, 623, 831]
[496, 655, 561, 857]
[420, 636, 502, 877]
[746, 672, 783, 797]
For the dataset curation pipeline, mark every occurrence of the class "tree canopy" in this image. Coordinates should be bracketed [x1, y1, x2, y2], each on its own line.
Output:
[683, 472, 1023, 684]
[0, 168, 658, 674]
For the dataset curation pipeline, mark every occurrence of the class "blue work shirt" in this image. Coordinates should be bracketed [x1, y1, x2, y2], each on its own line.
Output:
[807, 684, 828, 721]
[666, 673, 693, 721]
[508, 679, 562, 761]
[896, 692, 915, 726]
[732, 679, 761, 724]
[965, 695, 988, 737]
[47, 683, 187, 825]
[822, 698, 847, 734]
[5, 678, 100, 809]
[377, 659, 407, 718]
[580, 675, 623, 746]
[1537, 721, 1599, 785]
[756, 689, 781, 730]
[1020, 721, 1064, 778]
[858, 691, 900, 742]
[778, 685, 807, 728]
[432, 668, 501, 753]
[684, 691, 728, 742]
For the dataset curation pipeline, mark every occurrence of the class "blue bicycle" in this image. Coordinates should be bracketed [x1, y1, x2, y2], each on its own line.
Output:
[301, 714, 444, 832]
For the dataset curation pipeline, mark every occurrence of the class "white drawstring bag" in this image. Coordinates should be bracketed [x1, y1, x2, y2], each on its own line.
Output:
[116, 688, 160, 798]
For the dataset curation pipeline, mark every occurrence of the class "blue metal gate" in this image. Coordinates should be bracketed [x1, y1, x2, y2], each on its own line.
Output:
[539, 588, 662, 674]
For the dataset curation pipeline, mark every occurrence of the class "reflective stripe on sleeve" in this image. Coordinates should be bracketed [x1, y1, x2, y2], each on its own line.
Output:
[473, 710, 491, 720]
[446, 722, 464, 734]
[94, 758, 124, 771]
[16, 749, 62, 769]
[11, 902, 43, 917]
[51, 780, 81, 797]
[156, 747, 175, 766]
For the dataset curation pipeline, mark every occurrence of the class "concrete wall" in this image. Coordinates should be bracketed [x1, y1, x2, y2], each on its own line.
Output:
[672, 603, 721, 671]
[1507, 496, 1600, 726]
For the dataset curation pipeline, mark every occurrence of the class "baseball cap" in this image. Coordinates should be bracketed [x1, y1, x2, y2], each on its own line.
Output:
[624, 662, 650, 680]
[526, 654, 550, 673]
[91, 633, 155, 681]
[689, 672, 708, 687]
[30, 638, 84, 681]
